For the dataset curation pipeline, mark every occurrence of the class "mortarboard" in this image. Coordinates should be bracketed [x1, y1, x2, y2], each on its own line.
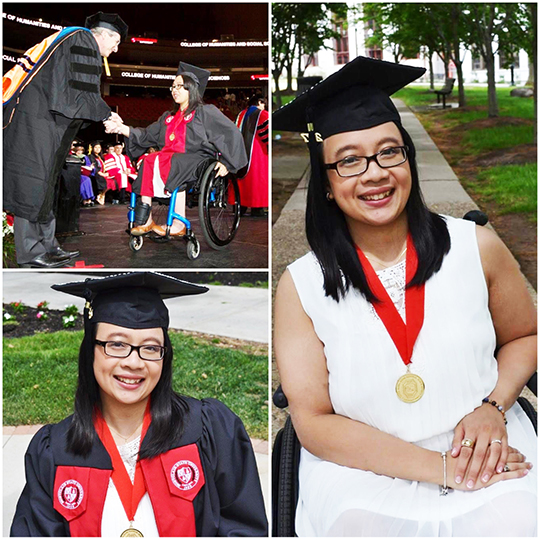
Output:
[176, 62, 211, 95]
[85, 12, 129, 42]
[273, 56, 425, 188]
[52, 272, 208, 329]
[273, 56, 425, 139]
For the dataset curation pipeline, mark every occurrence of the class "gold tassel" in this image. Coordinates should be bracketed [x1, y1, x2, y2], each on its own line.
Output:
[103, 57, 111, 77]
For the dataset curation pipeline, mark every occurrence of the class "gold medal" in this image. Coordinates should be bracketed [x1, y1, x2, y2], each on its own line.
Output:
[396, 371, 425, 403]
[120, 527, 143, 537]
[169, 133, 175, 141]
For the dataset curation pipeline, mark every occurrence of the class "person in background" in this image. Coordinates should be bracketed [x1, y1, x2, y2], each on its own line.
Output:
[236, 94, 269, 218]
[88, 141, 110, 205]
[74, 143, 95, 207]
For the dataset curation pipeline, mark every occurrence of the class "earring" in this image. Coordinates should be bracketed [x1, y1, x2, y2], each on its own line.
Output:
[326, 192, 333, 201]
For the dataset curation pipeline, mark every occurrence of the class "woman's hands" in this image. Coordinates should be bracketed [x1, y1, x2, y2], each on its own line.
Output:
[214, 162, 229, 177]
[104, 112, 129, 137]
[446, 445, 531, 491]
[451, 403, 509, 488]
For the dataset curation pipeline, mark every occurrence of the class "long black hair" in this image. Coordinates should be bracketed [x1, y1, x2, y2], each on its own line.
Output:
[66, 324, 189, 459]
[305, 123, 450, 303]
[171, 74, 204, 117]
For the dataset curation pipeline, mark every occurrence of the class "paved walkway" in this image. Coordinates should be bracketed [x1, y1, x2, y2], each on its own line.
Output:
[3, 273, 269, 343]
[3, 276, 270, 533]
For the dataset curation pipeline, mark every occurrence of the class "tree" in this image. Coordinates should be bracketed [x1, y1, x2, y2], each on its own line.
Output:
[272, 3, 348, 108]
[465, 3, 530, 118]
[422, 4, 471, 108]
[362, 4, 449, 91]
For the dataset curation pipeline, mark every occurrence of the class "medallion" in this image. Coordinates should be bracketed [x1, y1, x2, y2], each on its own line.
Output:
[120, 527, 144, 537]
[395, 372, 425, 403]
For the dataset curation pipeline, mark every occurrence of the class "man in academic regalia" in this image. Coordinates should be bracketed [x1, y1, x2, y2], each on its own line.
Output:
[236, 95, 269, 217]
[3, 12, 128, 267]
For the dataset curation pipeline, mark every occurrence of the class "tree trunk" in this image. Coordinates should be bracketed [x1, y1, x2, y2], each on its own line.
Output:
[285, 63, 293, 94]
[428, 50, 435, 90]
[273, 70, 283, 109]
[455, 60, 466, 108]
[485, 51, 498, 117]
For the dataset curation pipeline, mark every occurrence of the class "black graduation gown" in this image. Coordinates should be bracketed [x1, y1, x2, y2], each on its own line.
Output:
[126, 105, 248, 194]
[10, 397, 268, 537]
[3, 28, 111, 223]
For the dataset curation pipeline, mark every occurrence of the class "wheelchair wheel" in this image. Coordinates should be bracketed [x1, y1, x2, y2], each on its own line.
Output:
[186, 237, 201, 260]
[198, 165, 240, 250]
[273, 416, 301, 537]
[129, 235, 143, 252]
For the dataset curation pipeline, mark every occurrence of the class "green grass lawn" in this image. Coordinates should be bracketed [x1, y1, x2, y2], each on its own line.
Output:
[466, 163, 537, 216]
[396, 85, 536, 221]
[3, 330, 268, 439]
[395, 85, 535, 121]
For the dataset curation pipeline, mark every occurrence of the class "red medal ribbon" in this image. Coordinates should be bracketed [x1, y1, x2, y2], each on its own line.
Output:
[94, 401, 152, 522]
[356, 234, 425, 366]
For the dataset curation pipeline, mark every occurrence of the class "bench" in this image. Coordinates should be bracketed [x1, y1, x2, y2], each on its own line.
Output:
[434, 77, 455, 108]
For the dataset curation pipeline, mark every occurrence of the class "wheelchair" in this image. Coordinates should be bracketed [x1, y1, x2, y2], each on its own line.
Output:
[272, 210, 538, 537]
[127, 159, 241, 260]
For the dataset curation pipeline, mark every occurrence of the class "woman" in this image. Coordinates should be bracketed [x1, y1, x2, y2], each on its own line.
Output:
[88, 141, 110, 205]
[11, 272, 267, 536]
[273, 56, 536, 536]
[74, 144, 95, 207]
[105, 62, 247, 237]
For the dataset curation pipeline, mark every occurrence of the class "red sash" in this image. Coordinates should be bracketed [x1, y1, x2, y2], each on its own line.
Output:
[356, 234, 425, 366]
[94, 403, 151, 523]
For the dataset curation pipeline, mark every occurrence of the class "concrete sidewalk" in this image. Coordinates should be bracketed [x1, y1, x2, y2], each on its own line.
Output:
[3, 273, 269, 343]
[3, 274, 270, 533]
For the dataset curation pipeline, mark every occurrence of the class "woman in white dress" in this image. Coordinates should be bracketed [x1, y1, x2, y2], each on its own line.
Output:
[273, 56, 536, 536]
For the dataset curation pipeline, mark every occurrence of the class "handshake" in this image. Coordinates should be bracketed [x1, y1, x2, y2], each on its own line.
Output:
[103, 112, 126, 135]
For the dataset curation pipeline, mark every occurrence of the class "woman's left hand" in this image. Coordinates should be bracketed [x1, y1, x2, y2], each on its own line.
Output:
[451, 403, 508, 489]
[214, 162, 229, 177]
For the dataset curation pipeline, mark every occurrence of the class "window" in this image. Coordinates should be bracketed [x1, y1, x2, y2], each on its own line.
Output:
[333, 21, 349, 65]
[367, 48, 382, 60]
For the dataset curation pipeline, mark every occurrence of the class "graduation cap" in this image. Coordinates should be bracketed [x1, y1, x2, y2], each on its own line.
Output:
[273, 56, 425, 139]
[85, 12, 129, 41]
[52, 272, 208, 329]
[177, 62, 211, 95]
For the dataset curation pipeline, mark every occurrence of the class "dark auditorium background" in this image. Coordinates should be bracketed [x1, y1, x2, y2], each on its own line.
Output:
[2, 3, 269, 142]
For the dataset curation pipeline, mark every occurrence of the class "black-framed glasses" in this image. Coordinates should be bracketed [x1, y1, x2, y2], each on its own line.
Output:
[170, 84, 185, 92]
[95, 340, 166, 361]
[324, 146, 409, 178]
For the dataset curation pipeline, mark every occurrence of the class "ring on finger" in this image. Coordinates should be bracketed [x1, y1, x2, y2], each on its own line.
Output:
[461, 438, 475, 449]
[490, 439, 503, 445]
[503, 464, 510, 472]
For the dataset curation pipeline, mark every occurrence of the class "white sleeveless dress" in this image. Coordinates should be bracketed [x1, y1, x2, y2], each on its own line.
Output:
[288, 216, 537, 537]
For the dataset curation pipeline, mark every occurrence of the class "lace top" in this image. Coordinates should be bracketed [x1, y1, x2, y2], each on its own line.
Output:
[117, 435, 141, 483]
[373, 259, 406, 320]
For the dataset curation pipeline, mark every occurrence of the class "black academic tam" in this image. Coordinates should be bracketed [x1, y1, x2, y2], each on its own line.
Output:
[11, 397, 268, 536]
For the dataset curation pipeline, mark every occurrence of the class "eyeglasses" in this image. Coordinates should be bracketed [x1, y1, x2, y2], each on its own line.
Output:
[95, 340, 166, 361]
[170, 84, 185, 92]
[324, 146, 409, 178]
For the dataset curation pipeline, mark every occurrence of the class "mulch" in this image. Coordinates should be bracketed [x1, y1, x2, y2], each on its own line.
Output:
[416, 111, 537, 289]
[3, 305, 83, 339]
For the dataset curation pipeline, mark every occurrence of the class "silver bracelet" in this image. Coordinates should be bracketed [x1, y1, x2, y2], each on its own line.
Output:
[440, 451, 449, 496]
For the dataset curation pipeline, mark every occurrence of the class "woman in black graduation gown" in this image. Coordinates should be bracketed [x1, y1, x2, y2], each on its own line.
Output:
[11, 272, 267, 537]
[105, 62, 247, 237]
